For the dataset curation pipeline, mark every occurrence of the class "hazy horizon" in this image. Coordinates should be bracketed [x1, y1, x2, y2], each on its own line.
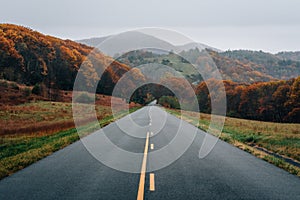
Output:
[1, 0, 300, 53]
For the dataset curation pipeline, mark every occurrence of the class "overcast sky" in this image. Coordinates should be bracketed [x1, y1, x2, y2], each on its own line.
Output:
[1, 0, 300, 53]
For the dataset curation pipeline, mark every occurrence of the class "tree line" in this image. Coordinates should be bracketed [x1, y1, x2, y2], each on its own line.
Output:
[196, 77, 300, 123]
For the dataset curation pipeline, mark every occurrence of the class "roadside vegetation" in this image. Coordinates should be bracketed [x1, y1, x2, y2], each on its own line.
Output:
[167, 109, 300, 176]
[0, 101, 139, 179]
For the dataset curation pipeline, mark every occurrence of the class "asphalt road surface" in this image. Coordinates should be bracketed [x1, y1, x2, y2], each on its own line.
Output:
[0, 106, 299, 200]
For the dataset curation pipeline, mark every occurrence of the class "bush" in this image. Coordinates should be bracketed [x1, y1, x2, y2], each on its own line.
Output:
[24, 87, 31, 97]
[158, 96, 180, 109]
[32, 84, 41, 95]
[234, 134, 261, 143]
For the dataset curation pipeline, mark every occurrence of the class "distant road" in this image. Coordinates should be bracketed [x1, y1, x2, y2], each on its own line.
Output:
[147, 99, 157, 106]
[0, 106, 299, 199]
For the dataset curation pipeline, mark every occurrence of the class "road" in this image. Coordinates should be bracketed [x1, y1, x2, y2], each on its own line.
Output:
[0, 106, 299, 199]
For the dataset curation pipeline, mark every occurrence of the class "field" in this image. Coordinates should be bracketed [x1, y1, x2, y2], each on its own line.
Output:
[167, 109, 300, 176]
[0, 100, 139, 179]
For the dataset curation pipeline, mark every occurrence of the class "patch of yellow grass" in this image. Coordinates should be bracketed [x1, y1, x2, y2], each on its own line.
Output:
[167, 108, 300, 176]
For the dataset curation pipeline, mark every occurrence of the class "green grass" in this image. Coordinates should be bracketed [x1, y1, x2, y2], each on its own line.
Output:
[137, 53, 200, 82]
[263, 155, 299, 175]
[0, 128, 79, 178]
[0, 106, 139, 180]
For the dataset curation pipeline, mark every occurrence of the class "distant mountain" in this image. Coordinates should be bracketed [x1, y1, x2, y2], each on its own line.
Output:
[276, 51, 300, 62]
[78, 34, 300, 83]
[76, 32, 220, 56]
[0, 24, 132, 96]
[220, 50, 300, 80]
[177, 42, 222, 53]
[76, 31, 175, 57]
[76, 36, 110, 48]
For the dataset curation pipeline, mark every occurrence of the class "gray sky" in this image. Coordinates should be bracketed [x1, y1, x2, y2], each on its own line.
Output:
[1, 0, 300, 53]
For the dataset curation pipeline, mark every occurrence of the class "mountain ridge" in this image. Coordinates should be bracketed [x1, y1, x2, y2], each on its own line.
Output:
[76, 32, 221, 56]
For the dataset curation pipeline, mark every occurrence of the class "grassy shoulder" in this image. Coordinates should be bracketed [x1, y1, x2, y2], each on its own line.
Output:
[0, 101, 139, 180]
[167, 108, 300, 177]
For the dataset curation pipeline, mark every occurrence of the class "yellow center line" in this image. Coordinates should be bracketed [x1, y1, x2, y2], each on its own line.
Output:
[149, 173, 155, 191]
[150, 143, 154, 150]
[137, 131, 150, 200]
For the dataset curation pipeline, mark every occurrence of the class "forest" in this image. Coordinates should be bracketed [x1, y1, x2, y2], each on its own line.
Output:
[196, 77, 300, 123]
[0, 24, 131, 98]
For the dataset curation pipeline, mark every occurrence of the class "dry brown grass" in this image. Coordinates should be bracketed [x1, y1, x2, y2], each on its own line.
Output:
[0, 92, 139, 136]
[167, 108, 300, 176]
[0, 97, 140, 179]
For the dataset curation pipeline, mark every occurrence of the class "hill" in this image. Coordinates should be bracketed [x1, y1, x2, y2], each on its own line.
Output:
[276, 51, 300, 62]
[177, 42, 222, 53]
[0, 24, 132, 98]
[207, 50, 275, 83]
[76, 32, 220, 57]
[76, 36, 109, 48]
[220, 50, 300, 80]
[116, 50, 202, 83]
[78, 34, 300, 83]
[116, 48, 276, 84]
[76, 32, 175, 57]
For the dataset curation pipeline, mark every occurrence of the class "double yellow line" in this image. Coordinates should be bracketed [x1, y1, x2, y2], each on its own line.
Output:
[137, 132, 155, 200]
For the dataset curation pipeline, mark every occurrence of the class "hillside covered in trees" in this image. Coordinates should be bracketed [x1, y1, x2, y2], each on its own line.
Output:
[0, 24, 299, 123]
[117, 48, 300, 84]
[220, 50, 300, 80]
[276, 51, 300, 62]
[0, 24, 132, 98]
[196, 77, 300, 123]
